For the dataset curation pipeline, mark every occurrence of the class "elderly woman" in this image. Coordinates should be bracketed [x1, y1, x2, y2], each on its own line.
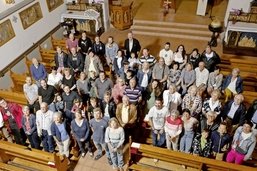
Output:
[180, 109, 198, 153]
[164, 110, 182, 151]
[51, 112, 71, 161]
[180, 63, 196, 95]
[182, 85, 202, 118]
[22, 106, 40, 149]
[105, 118, 125, 171]
[207, 66, 223, 96]
[200, 111, 219, 133]
[71, 109, 93, 157]
[167, 62, 181, 90]
[226, 121, 256, 164]
[163, 84, 182, 112]
[202, 90, 222, 125]
[222, 68, 243, 102]
[112, 78, 126, 104]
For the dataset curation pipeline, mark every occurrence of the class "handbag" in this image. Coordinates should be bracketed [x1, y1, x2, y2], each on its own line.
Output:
[235, 146, 247, 155]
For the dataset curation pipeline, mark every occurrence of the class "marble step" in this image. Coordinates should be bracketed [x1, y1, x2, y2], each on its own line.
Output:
[131, 19, 212, 41]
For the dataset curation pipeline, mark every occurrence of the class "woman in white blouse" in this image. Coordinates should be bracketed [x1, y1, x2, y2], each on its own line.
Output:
[163, 84, 182, 112]
[173, 45, 187, 69]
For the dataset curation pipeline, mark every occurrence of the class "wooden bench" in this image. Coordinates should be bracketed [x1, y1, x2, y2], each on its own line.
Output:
[10, 71, 27, 93]
[242, 91, 257, 107]
[39, 47, 56, 63]
[0, 162, 27, 171]
[0, 140, 68, 171]
[51, 36, 67, 51]
[129, 142, 256, 171]
[0, 89, 27, 105]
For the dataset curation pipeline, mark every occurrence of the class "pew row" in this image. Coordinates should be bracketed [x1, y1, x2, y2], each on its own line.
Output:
[51, 36, 67, 51]
[129, 142, 256, 171]
[0, 140, 68, 171]
[39, 47, 56, 63]
[0, 90, 27, 105]
[10, 71, 27, 93]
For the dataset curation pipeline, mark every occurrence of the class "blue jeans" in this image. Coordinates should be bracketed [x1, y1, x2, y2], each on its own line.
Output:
[77, 139, 92, 154]
[179, 131, 194, 153]
[93, 141, 110, 159]
[42, 130, 54, 152]
[27, 131, 40, 149]
[152, 130, 166, 147]
[109, 142, 124, 168]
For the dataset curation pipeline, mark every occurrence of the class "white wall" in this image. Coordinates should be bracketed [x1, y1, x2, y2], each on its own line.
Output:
[0, 0, 66, 71]
[0, 0, 24, 13]
[224, 0, 252, 27]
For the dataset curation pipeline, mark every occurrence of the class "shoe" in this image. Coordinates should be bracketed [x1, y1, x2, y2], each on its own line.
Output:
[94, 154, 102, 160]
[112, 166, 118, 170]
[81, 153, 86, 158]
[107, 157, 113, 165]
[89, 152, 94, 158]
[119, 167, 124, 171]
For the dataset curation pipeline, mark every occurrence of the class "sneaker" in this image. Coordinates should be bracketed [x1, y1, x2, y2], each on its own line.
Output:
[89, 152, 94, 158]
[94, 154, 102, 160]
[107, 157, 113, 165]
[81, 153, 86, 158]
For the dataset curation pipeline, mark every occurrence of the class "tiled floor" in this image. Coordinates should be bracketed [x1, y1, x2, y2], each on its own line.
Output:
[73, 0, 228, 170]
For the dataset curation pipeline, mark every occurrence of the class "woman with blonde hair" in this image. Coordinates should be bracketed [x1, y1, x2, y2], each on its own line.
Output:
[105, 117, 125, 171]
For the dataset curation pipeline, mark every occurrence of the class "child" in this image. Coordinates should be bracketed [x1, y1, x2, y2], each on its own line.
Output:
[71, 98, 84, 118]
[124, 70, 134, 86]
[128, 52, 140, 71]
[87, 97, 99, 120]
[55, 94, 64, 113]
[192, 129, 212, 157]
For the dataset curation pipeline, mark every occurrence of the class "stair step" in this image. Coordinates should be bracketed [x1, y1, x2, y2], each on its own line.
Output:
[132, 30, 210, 41]
[133, 20, 208, 29]
[131, 25, 211, 36]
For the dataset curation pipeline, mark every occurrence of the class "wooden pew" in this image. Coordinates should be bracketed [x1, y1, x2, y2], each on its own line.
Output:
[0, 140, 68, 171]
[10, 71, 27, 93]
[242, 91, 257, 107]
[129, 142, 256, 171]
[0, 89, 27, 105]
[51, 36, 67, 51]
[0, 162, 27, 171]
[39, 47, 56, 63]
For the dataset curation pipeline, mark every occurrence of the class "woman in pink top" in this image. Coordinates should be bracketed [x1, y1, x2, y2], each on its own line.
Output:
[66, 33, 78, 52]
[112, 78, 126, 104]
[164, 110, 182, 151]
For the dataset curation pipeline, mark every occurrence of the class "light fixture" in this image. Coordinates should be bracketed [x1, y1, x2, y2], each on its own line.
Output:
[5, 0, 15, 4]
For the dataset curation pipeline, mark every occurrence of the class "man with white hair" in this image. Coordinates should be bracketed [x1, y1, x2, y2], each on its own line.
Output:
[36, 102, 54, 152]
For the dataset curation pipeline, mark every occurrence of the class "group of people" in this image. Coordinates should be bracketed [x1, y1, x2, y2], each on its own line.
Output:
[0, 31, 256, 170]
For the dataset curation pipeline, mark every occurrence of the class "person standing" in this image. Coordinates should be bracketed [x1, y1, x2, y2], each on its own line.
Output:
[124, 32, 141, 59]
[148, 98, 169, 147]
[105, 118, 125, 171]
[89, 108, 112, 164]
[36, 102, 54, 152]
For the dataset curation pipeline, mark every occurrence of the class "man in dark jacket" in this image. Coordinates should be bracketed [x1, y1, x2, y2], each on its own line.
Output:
[201, 45, 220, 72]
[100, 91, 116, 120]
[124, 32, 141, 59]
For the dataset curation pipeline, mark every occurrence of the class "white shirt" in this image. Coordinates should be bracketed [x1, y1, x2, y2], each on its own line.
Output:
[129, 39, 133, 52]
[163, 90, 182, 111]
[89, 58, 96, 72]
[0, 111, 4, 127]
[47, 73, 63, 88]
[227, 102, 239, 119]
[195, 67, 209, 87]
[36, 110, 54, 135]
[121, 105, 129, 124]
[148, 106, 169, 130]
[140, 73, 149, 88]
[159, 49, 173, 66]
[23, 83, 38, 101]
[117, 57, 122, 69]
[104, 104, 110, 118]
[227, 77, 237, 94]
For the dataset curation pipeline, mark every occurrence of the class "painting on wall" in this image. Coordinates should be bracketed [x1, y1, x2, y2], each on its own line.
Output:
[46, 0, 64, 12]
[19, 2, 43, 30]
[0, 19, 15, 47]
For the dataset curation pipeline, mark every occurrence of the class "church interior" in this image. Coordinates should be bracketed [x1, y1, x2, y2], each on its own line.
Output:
[0, 0, 257, 171]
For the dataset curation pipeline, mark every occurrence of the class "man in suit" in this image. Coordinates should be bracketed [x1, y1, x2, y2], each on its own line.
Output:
[124, 32, 141, 59]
